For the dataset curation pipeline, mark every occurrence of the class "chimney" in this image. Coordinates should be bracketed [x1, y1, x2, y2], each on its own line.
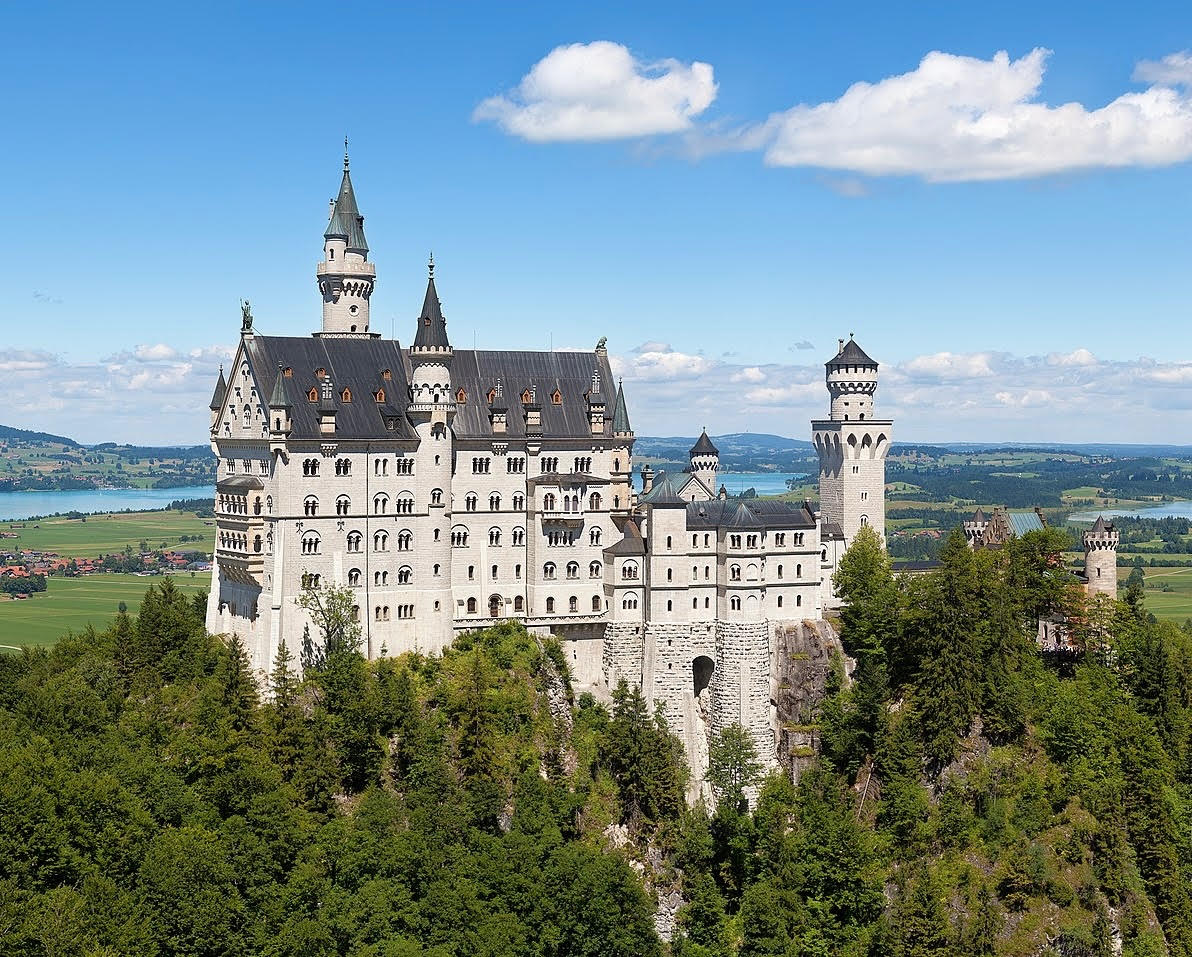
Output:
[641, 464, 654, 494]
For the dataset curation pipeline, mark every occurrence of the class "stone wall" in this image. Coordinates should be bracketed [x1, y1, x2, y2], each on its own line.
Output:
[771, 618, 845, 781]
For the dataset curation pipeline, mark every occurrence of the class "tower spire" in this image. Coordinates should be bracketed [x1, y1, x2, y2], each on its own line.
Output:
[344, 135, 349, 170]
[317, 147, 376, 336]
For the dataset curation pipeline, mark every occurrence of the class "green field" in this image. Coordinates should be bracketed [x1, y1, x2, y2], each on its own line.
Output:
[0, 573, 209, 648]
[1, 509, 212, 557]
[1138, 566, 1192, 622]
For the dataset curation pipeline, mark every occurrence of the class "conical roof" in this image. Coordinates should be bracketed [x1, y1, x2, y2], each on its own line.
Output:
[612, 379, 632, 434]
[826, 336, 876, 368]
[640, 471, 686, 507]
[209, 366, 227, 411]
[690, 429, 719, 457]
[412, 262, 451, 350]
[324, 160, 369, 253]
[1091, 515, 1110, 534]
[972, 506, 986, 523]
[268, 364, 292, 408]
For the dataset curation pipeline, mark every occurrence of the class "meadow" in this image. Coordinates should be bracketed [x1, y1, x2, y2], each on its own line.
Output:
[1138, 565, 1192, 622]
[0, 572, 209, 648]
[1, 509, 211, 557]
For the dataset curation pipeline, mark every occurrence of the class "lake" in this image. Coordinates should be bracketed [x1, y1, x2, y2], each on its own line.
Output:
[0, 486, 215, 522]
[717, 472, 807, 497]
[1069, 501, 1192, 522]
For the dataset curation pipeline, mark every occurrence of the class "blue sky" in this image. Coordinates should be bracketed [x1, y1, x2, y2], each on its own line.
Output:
[3, 0, 1192, 445]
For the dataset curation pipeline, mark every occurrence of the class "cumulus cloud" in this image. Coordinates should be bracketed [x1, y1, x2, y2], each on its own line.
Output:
[731, 366, 766, 383]
[134, 343, 179, 361]
[614, 341, 712, 380]
[901, 351, 996, 378]
[1134, 51, 1192, 87]
[474, 41, 716, 142]
[1047, 348, 1098, 367]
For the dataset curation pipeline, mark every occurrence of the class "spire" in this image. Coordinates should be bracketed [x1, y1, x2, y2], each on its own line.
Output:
[612, 378, 632, 434]
[690, 428, 718, 457]
[268, 363, 292, 408]
[324, 151, 368, 253]
[412, 256, 451, 350]
[209, 365, 227, 411]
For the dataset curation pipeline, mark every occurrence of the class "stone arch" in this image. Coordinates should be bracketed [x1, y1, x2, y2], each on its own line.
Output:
[693, 655, 715, 699]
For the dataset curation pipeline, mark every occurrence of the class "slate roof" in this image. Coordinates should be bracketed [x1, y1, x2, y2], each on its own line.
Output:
[827, 336, 876, 368]
[324, 164, 369, 253]
[638, 471, 687, 507]
[611, 379, 632, 434]
[449, 348, 617, 441]
[412, 271, 450, 350]
[685, 498, 817, 530]
[268, 363, 292, 408]
[690, 430, 719, 457]
[1090, 515, 1114, 534]
[209, 366, 227, 411]
[604, 517, 647, 556]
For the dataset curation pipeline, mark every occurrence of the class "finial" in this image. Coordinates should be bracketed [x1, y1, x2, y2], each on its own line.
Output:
[344, 136, 349, 170]
[849, 331, 854, 339]
[428, 252, 435, 278]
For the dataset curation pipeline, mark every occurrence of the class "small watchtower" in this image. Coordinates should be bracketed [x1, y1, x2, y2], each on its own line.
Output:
[1083, 516, 1119, 598]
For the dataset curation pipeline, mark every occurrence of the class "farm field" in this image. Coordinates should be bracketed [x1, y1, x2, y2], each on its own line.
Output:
[0, 573, 209, 648]
[1, 509, 211, 557]
[1138, 566, 1192, 622]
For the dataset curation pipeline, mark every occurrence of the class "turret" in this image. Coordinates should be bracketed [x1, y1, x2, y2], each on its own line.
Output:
[825, 335, 878, 421]
[1083, 516, 1119, 598]
[209, 365, 227, 431]
[316, 143, 376, 337]
[689, 429, 719, 494]
[408, 256, 454, 413]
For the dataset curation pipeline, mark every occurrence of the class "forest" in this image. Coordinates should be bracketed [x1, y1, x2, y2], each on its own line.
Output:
[3, 525, 1192, 955]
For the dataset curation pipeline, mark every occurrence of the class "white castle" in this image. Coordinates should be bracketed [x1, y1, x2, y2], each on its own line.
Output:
[206, 155, 892, 785]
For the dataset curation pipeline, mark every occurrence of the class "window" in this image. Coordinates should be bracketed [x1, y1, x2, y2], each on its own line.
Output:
[775, 533, 785, 546]
[622, 593, 638, 610]
[397, 530, 412, 551]
[304, 495, 319, 516]
[777, 595, 783, 608]
[431, 488, 443, 505]
[348, 568, 361, 586]
[730, 564, 741, 581]
[490, 493, 501, 510]
[796, 563, 802, 578]
[465, 493, 478, 512]
[513, 493, 525, 510]
[398, 566, 412, 584]
[861, 491, 869, 502]
[512, 527, 526, 546]
[395, 458, 414, 475]
[667, 600, 673, 612]
[302, 458, 319, 477]
[666, 568, 673, 582]
[336, 495, 350, 515]
[515, 563, 522, 579]
[514, 596, 524, 612]
[569, 596, 578, 613]
[341, 388, 352, 402]
[546, 597, 556, 613]
[375, 388, 386, 403]
[374, 570, 388, 586]
[731, 596, 741, 611]
[507, 457, 525, 474]
[543, 493, 556, 511]
[730, 534, 741, 549]
[397, 604, 414, 619]
[590, 528, 602, 546]
[375, 459, 388, 476]
[468, 566, 475, 580]
[373, 494, 388, 514]
[373, 530, 388, 551]
[308, 388, 318, 402]
[860, 515, 869, 527]
[347, 531, 362, 552]
[796, 594, 802, 607]
[433, 564, 441, 576]
[705, 565, 710, 579]
[622, 561, 639, 580]
[777, 564, 783, 579]
[590, 561, 602, 578]
[335, 458, 351, 476]
[301, 532, 321, 555]
[491, 564, 498, 579]
[567, 561, 579, 579]
[452, 527, 469, 547]
[589, 492, 601, 510]
[544, 562, 557, 580]
[666, 535, 672, 550]
[396, 495, 414, 514]
[489, 527, 501, 546]
[467, 598, 477, 615]
[301, 573, 321, 589]
[551, 389, 562, 405]
[692, 565, 698, 581]
[457, 387, 468, 403]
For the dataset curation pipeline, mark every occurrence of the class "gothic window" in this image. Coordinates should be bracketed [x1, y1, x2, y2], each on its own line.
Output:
[307, 388, 318, 402]
[489, 528, 501, 546]
[374, 530, 388, 552]
[341, 388, 352, 402]
[373, 494, 388, 514]
[551, 389, 562, 405]
[521, 389, 532, 403]
[590, 561, 602, 578]
[456, 387, 467, 402]
[590, 528, 601, 546]
[543, 493, 556, 511]
[397, 530, 412, 551]
[336, 495, 350, 515]
[375, 388, 386, 403]
[348, 568, 361, 586]
[303, 495, 319, 516]
[566, 561, 579, 579]
[301, 532, 321, 555]
[622, 561, 639, 581]
[347, 531, 362, 552]
[546, 597, 555, 613]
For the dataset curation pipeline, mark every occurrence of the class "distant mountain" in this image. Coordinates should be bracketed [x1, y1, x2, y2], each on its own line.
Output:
[0, 424, 81, 447]
[635, 433, 816, 471]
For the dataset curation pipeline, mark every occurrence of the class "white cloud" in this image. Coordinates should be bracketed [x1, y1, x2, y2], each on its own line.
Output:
[1047, 348, 1098, 367]
[134, 343, 179, 361]
[1145, 364, 1192, 384]
[743, 382, 822, 405]
[615, 342, 712, 380]
[1134, 51, 1192, 87]
[751, 49, 1192, 181]
[901, 351, 996, 378]
[731, 366, 766, 383]
[474, 41, 716, 142]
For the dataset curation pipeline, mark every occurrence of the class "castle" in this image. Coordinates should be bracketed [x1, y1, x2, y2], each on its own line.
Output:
[206, 154, 892, 787]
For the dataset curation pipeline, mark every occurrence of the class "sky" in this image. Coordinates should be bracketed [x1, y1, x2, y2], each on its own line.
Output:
[3, 0, 1192, 446]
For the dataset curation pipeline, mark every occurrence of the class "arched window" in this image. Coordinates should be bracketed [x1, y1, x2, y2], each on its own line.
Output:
[730, 564, 741, 581]
[301, 531, 320, 555]
[336, 495, 350, 515]
[860, 514, 869, 527]
[512, 527, 526, 546]
[796, 563, 802, 578]
[622, 593, 638, 610]
[546, 597, 556, 613]
[374, 570, 388, 586]
[341, 388, 352, 402]
[590, 528, 602, 546]
[397, 530, 412, 551]
[569, 596, 578, 613]
[431, 488, 443, 505]
[667, 600, 673, 612]
[373, 530, 388, 552]
[777, 595, 783, 608]
[731, 596, 741, 611]
[253, 534, 261, 553]
[588, 492, 601, 510]
[348, 568, 361, 586]
[347, 531, 362, 552]
[796, 594, 802, 607]
[451, 526, 469, 547]
[666, 535, 672, 549]
[514, 596, 524, 612]
[592, 595, 602, 612]
[622, 561, 639, 580]
[563, 561, 577, 579]
[398, 566, 412, 584]
[667, 568, 673, 582]
[373, 494, 388, 514]
[513, 493, 525, 511]
[543, 493, 556, 511]
[490, 493, 501, 511]
[465, 493, 478, 512]
[395, 494, 414, 514]
[590, 561, 602, 578]
[489, 527, 501, 546]
[544, 562, 557, 580]
[308, 388, 318, 402]
[467, 598, 477, 615]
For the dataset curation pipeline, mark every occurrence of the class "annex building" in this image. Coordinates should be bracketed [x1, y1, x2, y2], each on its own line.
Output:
[206, 154, 893, 785]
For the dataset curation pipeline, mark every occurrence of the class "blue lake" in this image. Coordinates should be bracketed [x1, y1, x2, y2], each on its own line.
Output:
[717, 472, 807, 497]
[0, 486, 215, 522]
[1069, 501, 1192, 522]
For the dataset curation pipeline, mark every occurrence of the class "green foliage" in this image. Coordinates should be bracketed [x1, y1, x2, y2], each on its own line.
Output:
[706, 721, 763, 806]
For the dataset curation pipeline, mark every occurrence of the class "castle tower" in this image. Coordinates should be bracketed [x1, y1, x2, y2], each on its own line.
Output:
[611, 378, 635, 511]
[689, 429, 719, 494]
[812, 336, 892, 548]
[408, 257, 456, 647]
[1083, 516, 1119, 598]
[209, 365, 226, 432]
[316, 144, 377, 337]
[963, 507, 989, 547]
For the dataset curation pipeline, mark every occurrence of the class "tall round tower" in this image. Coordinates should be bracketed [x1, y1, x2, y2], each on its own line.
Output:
[316, 143, 376, 337]
[689, 429, 719, 494]
[1083, 516, 1119, 598]
[811, 336, 892, 548]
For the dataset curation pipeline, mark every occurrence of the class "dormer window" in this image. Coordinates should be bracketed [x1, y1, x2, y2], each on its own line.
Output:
[551, 389, 562, 405]
[307, 388, 318, 402]
[456, 388, 467, 402]
[521, 390, 533, 404]
[487, 388, 497, 403]
[382, 369, 392, 380]
[341, 388, 352, 402]
[315, 367, 326, 379]
[283, 367, 293, 377]
[375, 388, 386, 403]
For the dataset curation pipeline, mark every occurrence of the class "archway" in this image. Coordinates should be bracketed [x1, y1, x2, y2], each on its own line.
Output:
[693, 656, 715, 699]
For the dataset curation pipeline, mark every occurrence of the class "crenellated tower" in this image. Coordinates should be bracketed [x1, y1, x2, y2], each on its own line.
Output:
[689, 429, 719, 494]
[812, 336, 892, 548]
[1083, 516, 1119, 598]
[316, 143, 377, 337]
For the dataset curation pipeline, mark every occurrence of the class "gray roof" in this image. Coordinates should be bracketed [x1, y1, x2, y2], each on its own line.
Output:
[605, 517, 647, 556]
[217, 475, 265, 491]
[412, 271, 450, 350]
[612, 379, 632, 434]
[639, 471, 687, 507]
[209, 366, 227, 411]
[1006, 510, 1046, 537]
[268, 363, 292, 408]
[686, 498, 816, 531]
[971, 507, 986, 523]
[821, 522, 845, 540]
[690, 430, 719, 457]
[1090, 515, 1113, 534]
[827, 337, 876, 368]
[324, 164, 369, 253]
[449, 348, 617, 441]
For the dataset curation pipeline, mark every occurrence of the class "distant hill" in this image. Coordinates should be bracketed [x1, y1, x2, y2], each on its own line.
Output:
[0, 424, 81, 448]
